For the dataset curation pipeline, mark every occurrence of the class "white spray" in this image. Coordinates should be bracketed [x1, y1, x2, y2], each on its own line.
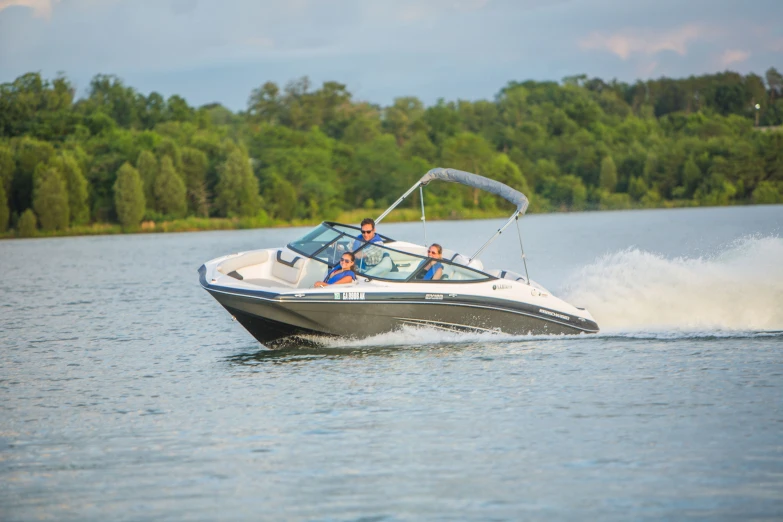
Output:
[562, 236, 783, 333]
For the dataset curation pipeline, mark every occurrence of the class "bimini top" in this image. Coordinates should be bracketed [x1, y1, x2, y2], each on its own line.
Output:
[419, 168, 530, 215]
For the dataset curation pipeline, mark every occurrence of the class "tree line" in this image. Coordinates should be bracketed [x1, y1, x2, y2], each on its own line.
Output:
[0, 67, 782, 236]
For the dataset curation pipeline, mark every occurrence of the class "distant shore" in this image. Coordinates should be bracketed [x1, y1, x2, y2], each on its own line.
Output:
[0, 207, 517, 240]
[2, 200, 747, 240]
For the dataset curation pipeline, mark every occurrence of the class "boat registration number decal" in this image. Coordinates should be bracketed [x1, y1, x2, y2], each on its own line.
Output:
[342, 291, 365, 300]
[425, 294, 444, 300]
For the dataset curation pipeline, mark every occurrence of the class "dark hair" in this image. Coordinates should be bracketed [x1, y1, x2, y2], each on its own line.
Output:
[341, 252, 356, 264]
[360, 218, 375, 229]
[429, 243, 442, 255]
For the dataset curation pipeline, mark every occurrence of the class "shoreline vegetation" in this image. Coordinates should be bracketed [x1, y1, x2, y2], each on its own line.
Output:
[0, 201, 758, 241]
[1, 68, 782, 240]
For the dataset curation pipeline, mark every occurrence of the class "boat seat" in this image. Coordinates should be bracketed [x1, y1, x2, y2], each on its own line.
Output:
[217, 250, 270, 275]
[271, 250, 304, 284]
[363, 254, 394, 278]
[486, 268, 527, 282]
[242, 278, 290, 288]
[451, 254, 484, 272]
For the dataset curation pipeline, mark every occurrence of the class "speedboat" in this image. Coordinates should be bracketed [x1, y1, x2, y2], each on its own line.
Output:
[199, 168, 599, 346]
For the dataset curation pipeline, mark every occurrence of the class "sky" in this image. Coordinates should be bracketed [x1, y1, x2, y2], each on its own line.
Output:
[1, 0, 781, 111]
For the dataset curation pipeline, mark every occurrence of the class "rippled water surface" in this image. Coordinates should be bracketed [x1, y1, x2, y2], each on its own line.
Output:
[2, 206, 783, 521]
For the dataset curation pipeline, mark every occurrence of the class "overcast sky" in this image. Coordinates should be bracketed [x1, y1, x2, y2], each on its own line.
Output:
[1, 0, 781, 110]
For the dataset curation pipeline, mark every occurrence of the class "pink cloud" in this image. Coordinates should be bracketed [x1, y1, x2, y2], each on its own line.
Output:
[718, 49, 750, 67]
[0, 0, 59, 18]
[580, 24, 707, 60]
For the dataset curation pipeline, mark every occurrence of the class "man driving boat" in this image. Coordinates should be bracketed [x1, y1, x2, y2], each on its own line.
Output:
[352, 218, 384, 269]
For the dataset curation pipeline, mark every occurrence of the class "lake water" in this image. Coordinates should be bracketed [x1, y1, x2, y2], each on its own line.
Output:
[2, 205, 782, 521]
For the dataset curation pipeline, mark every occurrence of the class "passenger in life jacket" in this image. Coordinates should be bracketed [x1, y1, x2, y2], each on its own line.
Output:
[314, 252, 357, 288]
[421, 243, 444, 280]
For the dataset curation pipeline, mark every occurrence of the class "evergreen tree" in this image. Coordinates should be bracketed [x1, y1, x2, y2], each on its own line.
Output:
[32, 164, 69, 230]
[17, 208, 37, 237]
[681, 157, 702, 198]
[113, 162, 146, 229]
[12, 137, 54, 217]
[599, 156, 618, 192]
[154, 156, 187, 218]
[262, 173, 297, 221]
[0, 182, 9, 232]
[50, 152, 89, 225]
[136, 150, 158, 208]
[181, 147, 209, 216]
[215, 148, 260, 217]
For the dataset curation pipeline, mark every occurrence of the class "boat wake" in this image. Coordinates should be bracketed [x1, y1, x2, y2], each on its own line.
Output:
[562, 235, 783, 336]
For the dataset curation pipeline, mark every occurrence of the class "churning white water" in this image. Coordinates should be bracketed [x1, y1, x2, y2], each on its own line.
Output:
[563, 235, 783, 333]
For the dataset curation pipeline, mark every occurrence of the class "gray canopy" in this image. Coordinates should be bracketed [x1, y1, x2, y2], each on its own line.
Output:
[418, 168, 529, 215]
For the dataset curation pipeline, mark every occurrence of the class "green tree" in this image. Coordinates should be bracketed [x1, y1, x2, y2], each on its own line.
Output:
[215, 149, 260, 217]
[681, 157, 702, 198]
[12, 137, 54, 217]
[136, 150, 158, 207]
[17, 208, 37, 237]
[50, 152, 89, 225]
[383, 97, 425, 146]
[599, 155, 618, 192]
[32, 164, 69, 230]
[441, 132, 494, 207]
[0, 181, 9, 232]
[181, 147, 209, 216]
[0, 144, 13, 196]
[154, 156, 187, 218]
[262, 173, 297, 221]
[113, 162, 146, 229]
[486, 153, 531, 195]
[751, 181, 782, 204]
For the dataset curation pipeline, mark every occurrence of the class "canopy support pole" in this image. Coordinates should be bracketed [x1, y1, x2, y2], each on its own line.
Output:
[375, 182, 422, 224]
[419, 185, 428, 245]
[470, 211, 519, 261]
[515, 216, 530, 284]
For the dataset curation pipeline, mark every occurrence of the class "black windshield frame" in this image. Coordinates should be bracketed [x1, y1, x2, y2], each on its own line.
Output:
[287, 221, 496, 283]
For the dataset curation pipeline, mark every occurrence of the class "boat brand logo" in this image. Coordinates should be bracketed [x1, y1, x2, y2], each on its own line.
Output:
[342, 291, 365, 301]
[425, 294, 444, 300]
[493, 284, 512, 290]
[539, 309, 569, 321]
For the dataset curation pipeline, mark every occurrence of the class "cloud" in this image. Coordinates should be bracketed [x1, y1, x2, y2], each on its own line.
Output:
[0, 0, 59, 18]
[580, 24, 707, 60]
[718, 49, 750, 67]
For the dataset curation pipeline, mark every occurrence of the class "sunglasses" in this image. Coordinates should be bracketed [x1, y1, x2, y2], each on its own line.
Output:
[428, 250, 439, 255]
[340, 258, 353, 264]
[361, 229, 374, 235]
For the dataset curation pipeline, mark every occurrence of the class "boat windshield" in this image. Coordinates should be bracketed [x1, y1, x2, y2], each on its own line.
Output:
[288, 222, 394, 264]
[289, 222, 490, 282]
[288, 223, 345, 258]
[355, 243, 491, 283]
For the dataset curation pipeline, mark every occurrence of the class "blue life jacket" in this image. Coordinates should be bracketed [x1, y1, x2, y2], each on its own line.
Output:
[351, 232, 382, 252]
[423, 262, 444, 281]
[325, 267, 357, 285]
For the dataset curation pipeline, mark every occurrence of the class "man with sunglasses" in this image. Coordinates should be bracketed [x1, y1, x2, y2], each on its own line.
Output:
[352, 217, 384, 270]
